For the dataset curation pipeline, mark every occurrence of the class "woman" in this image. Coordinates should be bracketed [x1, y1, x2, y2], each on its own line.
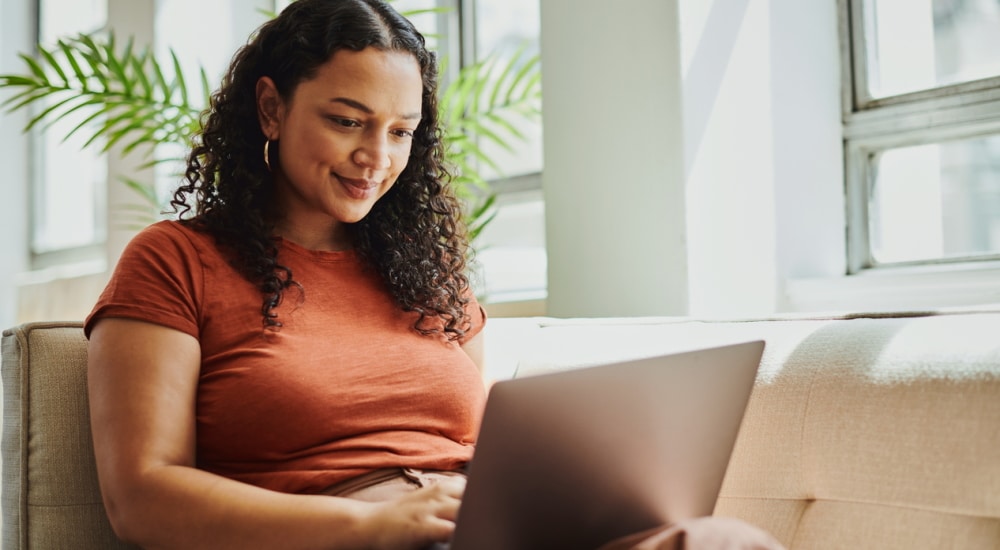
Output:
[88, 1, 479, 548]
[86, 1, 783, 548]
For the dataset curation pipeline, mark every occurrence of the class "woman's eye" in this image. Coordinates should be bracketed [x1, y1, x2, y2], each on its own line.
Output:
[328, 116, 359, 128]
[392, 129, 415, 139]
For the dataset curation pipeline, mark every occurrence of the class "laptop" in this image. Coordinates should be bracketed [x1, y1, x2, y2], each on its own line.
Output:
[449, 340, 765, 550]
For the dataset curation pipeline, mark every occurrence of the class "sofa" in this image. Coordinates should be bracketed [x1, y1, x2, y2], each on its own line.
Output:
[482, 308, 1000, 549]
[3, 308, 1000, 549]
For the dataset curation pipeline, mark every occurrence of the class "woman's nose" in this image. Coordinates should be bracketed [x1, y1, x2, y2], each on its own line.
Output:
[352, 134, 391, 171]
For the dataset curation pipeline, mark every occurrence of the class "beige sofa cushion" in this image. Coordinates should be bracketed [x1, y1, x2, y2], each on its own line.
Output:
[2, 322, 136, 549]
[717, 313, 1000, 549]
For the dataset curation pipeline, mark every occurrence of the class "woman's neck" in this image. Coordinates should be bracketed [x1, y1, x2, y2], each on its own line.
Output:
[272, 219, 352, 252]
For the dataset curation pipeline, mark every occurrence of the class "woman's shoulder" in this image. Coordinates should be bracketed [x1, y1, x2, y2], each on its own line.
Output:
[88, 220, 218, 340]
[125, 219, 220, 257]
[114, 220, 234, 281]
[133, 219, 208, 244]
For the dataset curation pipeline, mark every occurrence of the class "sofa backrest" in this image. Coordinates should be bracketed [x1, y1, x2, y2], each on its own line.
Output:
[1, 322, 137, 549]
[506, 310, 1000, 549]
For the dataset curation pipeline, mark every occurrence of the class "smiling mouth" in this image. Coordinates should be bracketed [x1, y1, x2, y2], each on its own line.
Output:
[337, 175, 379, 199]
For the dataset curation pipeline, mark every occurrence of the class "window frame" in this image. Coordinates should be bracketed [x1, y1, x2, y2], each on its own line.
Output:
[839, 0, 1000, 274]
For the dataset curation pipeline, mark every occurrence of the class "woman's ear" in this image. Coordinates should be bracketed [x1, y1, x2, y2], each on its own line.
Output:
[256, 76, 282, 139]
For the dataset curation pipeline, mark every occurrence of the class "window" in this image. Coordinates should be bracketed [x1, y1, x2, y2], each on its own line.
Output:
[842, 0, 1000, 273]
[30, 0, 109, 268]
[454, 0, 546, 306]
[394, 0, 547, 306]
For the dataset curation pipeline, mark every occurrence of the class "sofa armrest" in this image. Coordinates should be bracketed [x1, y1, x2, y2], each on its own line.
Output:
[1, 322, 137, 549]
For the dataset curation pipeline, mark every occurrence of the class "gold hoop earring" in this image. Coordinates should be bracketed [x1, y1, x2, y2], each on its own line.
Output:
[264, 139, 272, 172]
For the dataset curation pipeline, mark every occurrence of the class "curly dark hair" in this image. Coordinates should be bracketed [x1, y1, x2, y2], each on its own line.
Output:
[170, 0, 474, 340]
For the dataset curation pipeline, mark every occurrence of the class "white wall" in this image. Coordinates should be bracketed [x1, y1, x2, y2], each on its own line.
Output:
[684, 0, 780, 317]
[0, 1, 33, 330]
[540, 0, 843, 318]
[684, 0, 844, 316]
[766, 0, 845, 294]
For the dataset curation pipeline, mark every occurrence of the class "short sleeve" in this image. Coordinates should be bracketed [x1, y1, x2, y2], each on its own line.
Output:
[459, 289, 487, 344]
[84, 221, 205, 339]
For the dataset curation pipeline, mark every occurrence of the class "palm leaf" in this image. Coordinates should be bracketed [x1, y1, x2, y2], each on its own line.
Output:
[103, 36, 132, 94]
[1, 32, 202, 164]
[482, 112, 525, 141]
[4, 89, 54, 115]
[438, 43, 541, 186]
[487, 46, 522, 109]
[18, 53, 48, 81]
[169, 49, 189, 106]
[121, 177, 160, 206]
[57, 41, 89, 90]
[0, 75, 38, 88]
[398, 7, 449, 17]
[60, 98, 110, 141]
[24, 93, 86, 131]
[129, 49, 154, 98]
[75, 34, 112, 92]
[37, 47, 69, 86]
[150, 51, 175, 102]
[507, 54, 541, 103]
[37, 97, 102, 135]
[199, 66, 212, 106]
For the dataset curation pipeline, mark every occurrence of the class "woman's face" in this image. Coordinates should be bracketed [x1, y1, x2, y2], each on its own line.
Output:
[260, 47, 424, 246]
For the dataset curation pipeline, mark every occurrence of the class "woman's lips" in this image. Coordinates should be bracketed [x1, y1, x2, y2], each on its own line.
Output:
[337, 175, 378, 200]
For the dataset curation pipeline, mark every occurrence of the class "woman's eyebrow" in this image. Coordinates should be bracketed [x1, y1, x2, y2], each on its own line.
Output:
[330, 97, 421, 120]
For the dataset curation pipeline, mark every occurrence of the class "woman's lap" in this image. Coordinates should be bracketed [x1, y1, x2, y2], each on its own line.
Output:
[325, 469, 785, 550]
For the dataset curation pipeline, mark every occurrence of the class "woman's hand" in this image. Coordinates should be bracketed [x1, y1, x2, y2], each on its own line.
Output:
[362, 477, 466, 550]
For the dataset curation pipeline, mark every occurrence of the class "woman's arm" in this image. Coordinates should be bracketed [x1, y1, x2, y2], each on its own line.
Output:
[460, 331, 486, 382]
[88, 317, 462, 550]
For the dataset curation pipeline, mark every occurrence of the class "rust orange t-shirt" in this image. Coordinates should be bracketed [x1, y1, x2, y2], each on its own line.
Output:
[85, 220, 487, 494]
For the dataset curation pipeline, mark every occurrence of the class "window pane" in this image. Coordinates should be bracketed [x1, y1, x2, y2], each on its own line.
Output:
[473, 0, 542, 180]
[863, 0, 1000, 99]
[869, 134, 1000, 264]
[31, 120, 107, 254]
[392, 0, 441, 43]
[474, 191, 547, 302]
[32, 0, 108, 255]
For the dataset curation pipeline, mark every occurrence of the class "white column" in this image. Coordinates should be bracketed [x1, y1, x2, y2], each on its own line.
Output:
[540, 0, 689, 317]
[682, 0, 779, 317]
